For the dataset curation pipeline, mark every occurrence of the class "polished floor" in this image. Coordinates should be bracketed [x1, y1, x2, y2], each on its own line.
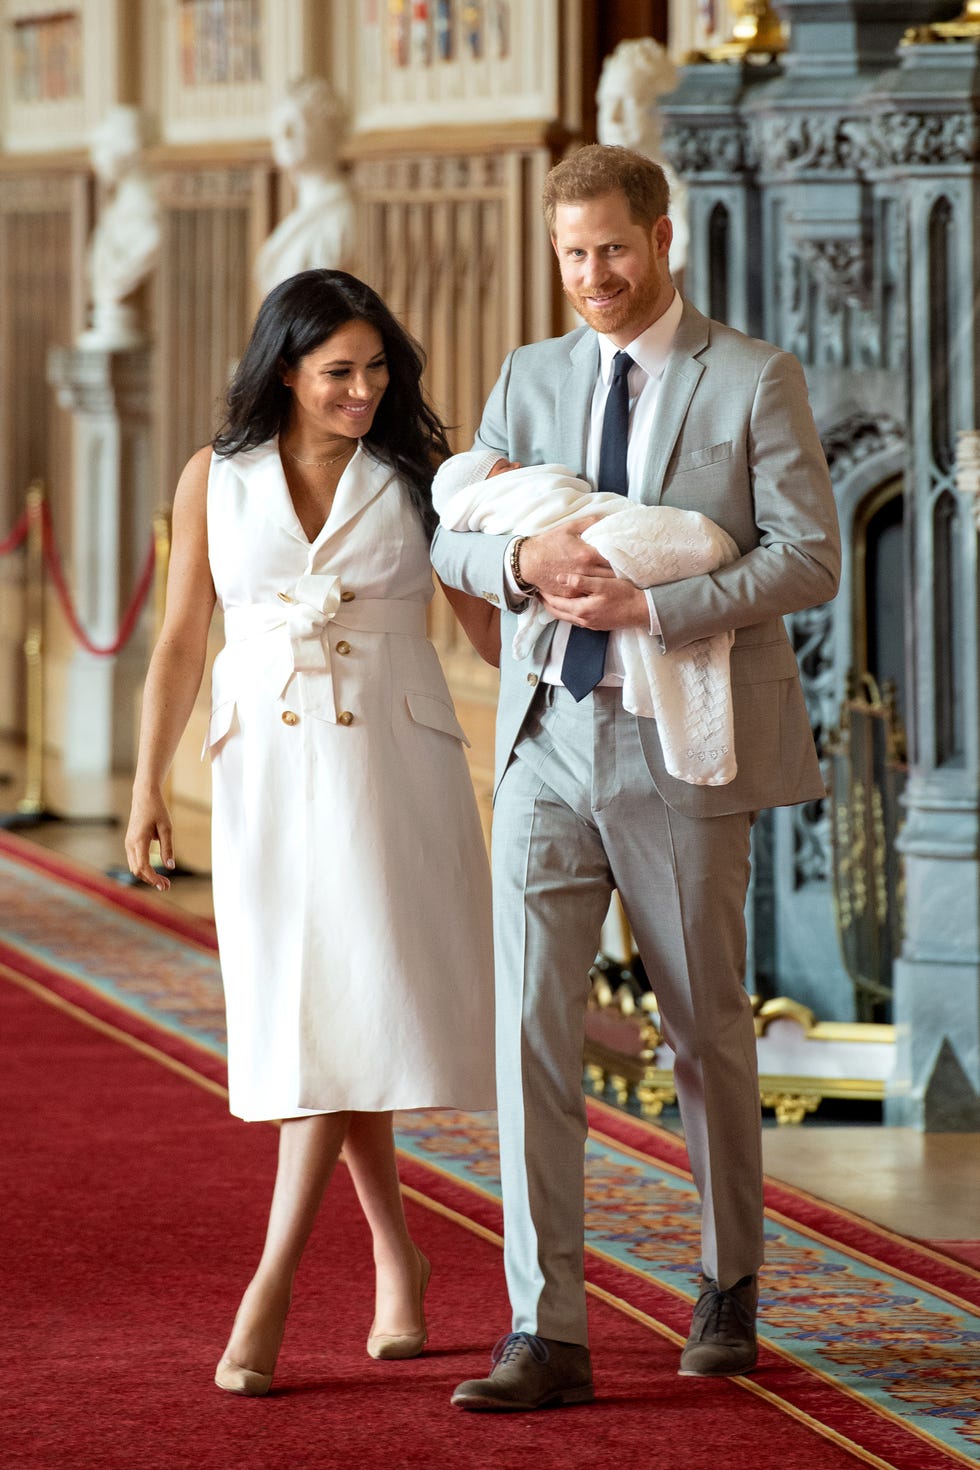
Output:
[2, 736, 977, 1245]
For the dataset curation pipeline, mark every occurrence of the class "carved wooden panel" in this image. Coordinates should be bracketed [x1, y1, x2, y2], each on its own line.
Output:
[0, 172, 84, 554]
[153, 165, 263, 498]
[0, 169, 86, 739]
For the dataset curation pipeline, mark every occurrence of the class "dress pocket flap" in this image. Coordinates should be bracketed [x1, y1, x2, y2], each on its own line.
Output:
[200, 698, 237, 759]
[405, 691, 470, 746]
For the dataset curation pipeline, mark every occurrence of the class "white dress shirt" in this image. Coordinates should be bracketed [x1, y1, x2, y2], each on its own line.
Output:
[506, 288, 683, 687]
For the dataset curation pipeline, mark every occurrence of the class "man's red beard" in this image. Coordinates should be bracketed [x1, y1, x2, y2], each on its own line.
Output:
[562, 269, 662, 338]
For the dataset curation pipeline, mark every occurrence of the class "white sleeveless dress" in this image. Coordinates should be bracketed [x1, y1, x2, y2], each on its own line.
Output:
[203, 439, 496, 1121]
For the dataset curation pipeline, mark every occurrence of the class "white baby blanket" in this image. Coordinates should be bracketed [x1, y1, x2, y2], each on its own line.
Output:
[432, 458, 740, 786]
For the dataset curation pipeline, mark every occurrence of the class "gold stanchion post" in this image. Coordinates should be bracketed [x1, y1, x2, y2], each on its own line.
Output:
[18, 481, 46, 816]
[4, 483, 153, 834]
[0, 481, 50, 827]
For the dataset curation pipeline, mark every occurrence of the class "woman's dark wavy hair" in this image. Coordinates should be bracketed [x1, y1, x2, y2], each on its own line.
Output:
[212, 269, 449, 537]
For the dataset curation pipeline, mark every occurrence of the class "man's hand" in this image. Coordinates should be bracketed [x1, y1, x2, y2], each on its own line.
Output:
[518, 516, 651, 631]
[540, 579, 650, 631]
[518, 517, 614, 596]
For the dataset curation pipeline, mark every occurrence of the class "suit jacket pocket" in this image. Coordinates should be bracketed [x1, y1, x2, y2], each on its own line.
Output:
[672, 441, 734, 474]
[730, 640, 800, 685]
[405, 690, 471, 746]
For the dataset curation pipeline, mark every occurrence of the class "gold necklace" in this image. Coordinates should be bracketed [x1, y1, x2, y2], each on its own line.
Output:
[282, 440, 356, 469]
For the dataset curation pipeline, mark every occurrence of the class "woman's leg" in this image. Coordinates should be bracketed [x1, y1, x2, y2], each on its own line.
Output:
[342, 1112, 426, 1335]
[220, 1110, 351, 1374]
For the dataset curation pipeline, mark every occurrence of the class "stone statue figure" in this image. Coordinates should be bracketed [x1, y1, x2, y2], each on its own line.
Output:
[596, 37, 689, 274]
[79, 106, 161, 351]
[254, 78, 356, 299]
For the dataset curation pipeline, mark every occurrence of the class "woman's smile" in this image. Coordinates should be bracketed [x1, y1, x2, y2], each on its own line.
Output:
[282, 318, 390, 444]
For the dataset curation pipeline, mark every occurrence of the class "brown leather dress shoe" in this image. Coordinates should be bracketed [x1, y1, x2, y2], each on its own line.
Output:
[679, 1273, 759, 1376]
[451, 1332, 594, 1411]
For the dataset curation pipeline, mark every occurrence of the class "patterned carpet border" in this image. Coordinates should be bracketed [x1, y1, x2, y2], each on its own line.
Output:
[2, 828, 979, 1470]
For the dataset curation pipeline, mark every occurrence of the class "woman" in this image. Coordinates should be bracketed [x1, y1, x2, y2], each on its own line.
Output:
[125, 269, 497, 1396]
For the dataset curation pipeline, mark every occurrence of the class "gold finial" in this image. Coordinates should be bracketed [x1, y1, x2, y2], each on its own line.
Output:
[903, 1, 980, 44]
[694, 1, 787, 62]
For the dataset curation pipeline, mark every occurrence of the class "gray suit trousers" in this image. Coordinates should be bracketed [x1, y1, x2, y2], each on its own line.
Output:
[492, 684, 765, 1346]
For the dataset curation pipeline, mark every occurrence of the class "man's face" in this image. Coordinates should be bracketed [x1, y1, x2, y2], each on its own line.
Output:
[552, 189, 672, 346]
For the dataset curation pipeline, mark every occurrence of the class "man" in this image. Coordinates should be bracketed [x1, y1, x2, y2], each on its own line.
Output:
[431, 145, 840, 1411]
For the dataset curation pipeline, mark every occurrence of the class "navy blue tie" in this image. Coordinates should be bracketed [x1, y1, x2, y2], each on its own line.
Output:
[560, 349, 633, 701]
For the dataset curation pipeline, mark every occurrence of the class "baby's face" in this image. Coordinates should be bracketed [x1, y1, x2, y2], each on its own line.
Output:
[488, 458, 520, 478]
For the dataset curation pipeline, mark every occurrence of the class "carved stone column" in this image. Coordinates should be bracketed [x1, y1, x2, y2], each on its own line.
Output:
[881, 30, 980, 1128]
[46, 346, 153, 775]
[660, 3, 980, 1129]
[661, 58, 777, 336]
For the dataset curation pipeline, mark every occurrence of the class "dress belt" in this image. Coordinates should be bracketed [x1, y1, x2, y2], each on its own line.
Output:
[219, 575, 429, 723]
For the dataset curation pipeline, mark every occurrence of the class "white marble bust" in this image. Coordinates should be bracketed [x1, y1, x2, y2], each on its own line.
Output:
[254, 78, 356, 299]
[597, 38, 689, 275]
[78, 106, 160, 351]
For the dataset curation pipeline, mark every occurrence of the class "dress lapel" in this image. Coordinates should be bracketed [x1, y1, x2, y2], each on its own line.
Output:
[238, 441, 310, 545]
[315, 444, 397, 552]
[236, 440, 397, 551]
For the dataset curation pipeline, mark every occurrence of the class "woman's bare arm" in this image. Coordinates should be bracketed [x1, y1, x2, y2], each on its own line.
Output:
[439, 580, 501, 668]
[125, 446, 217, 888]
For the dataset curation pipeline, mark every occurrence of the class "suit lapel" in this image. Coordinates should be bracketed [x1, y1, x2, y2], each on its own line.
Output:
[556, 331, 600, 475]
[639, 300, 710, 505]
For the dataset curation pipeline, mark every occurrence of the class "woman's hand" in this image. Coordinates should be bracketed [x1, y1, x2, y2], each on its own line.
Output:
[125, 785, 176, 891]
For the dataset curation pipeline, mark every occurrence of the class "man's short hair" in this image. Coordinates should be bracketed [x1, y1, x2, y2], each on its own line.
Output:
[542, 144, 670, 233]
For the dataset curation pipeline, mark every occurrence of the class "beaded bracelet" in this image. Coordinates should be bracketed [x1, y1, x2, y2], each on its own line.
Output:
[510, 536, 537, 595]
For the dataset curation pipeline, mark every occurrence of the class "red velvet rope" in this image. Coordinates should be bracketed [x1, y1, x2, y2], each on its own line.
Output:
[0, 508, 30, 557]
[40, 499, 157, 657]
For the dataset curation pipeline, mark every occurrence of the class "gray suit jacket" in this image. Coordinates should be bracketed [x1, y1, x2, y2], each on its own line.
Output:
[431, 299, 841, 817]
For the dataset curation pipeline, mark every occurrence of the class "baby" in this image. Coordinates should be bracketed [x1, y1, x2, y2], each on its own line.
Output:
[432, 450, 622, 544]
[431, 447, 741, 787]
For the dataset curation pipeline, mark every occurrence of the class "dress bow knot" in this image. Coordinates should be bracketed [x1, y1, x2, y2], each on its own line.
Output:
[285, 573, 344, 676]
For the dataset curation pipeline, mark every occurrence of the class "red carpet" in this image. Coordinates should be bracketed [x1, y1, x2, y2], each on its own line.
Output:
[4, 827, 980, 1468]
[4, 971, 888, 1470]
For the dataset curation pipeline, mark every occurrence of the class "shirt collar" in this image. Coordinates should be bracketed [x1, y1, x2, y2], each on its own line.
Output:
[597, 289, 683, 383]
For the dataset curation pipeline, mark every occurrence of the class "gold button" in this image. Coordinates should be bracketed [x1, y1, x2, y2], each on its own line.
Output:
[276, 591, 294, 603]
[338, 711, 354, 726]
[527, 673, 539, 686]
[340, 589, 356, 602]
[281, 710, 299, 726]
[336, 640, 351, 655]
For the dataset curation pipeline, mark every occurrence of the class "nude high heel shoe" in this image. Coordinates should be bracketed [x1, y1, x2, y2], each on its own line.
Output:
[214, 1357, 274, 1396]
[214, 1291, 288, 1396]
[367, 1246, 431, 1361]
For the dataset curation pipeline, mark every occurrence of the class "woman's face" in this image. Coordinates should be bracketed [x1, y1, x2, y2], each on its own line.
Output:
[282, 319, 390, 440]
